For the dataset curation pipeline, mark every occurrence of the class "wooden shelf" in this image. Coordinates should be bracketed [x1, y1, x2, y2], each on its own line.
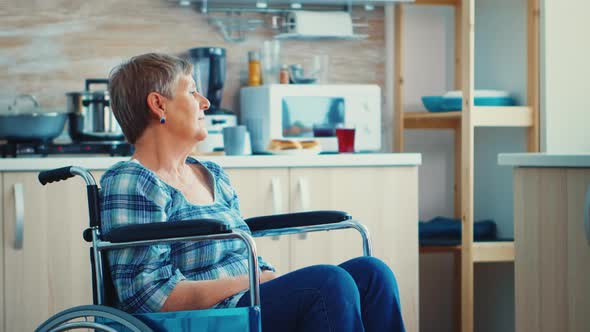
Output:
[472, 106, 533, 127]
[472, 241, 515, 262]
[403, 106, 534, 130]
[404, 111, 460, 129]
[420, 241, 515, 262]
[420, 245, 462, 254]
[414, 0, 459, 6]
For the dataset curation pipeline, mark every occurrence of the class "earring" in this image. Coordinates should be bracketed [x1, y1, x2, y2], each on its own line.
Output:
[160, 116, 166, 124]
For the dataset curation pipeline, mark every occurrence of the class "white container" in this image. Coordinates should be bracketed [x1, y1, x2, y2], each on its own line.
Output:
[286, 11, 354, 37]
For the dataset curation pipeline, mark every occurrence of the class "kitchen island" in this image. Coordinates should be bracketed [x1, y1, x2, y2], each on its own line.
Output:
[0, 153, 421, 332]
[499, 153, 590, 331]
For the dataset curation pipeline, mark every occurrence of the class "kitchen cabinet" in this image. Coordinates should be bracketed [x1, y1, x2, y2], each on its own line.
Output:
[289, 167, 418, 332]
[2, 172, 100, 332]
[227, 166, 419, 332]
[225, 168, 292, 273]
[514, 167, 590, 332]
[0, 160, 419, 332]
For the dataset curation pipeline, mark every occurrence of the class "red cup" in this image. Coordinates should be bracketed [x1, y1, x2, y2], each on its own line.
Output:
[335, 128, 355, 153]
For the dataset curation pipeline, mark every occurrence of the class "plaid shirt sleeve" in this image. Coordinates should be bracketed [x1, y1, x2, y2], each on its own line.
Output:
[204, 161, 276, 273]
[100, 163, 186, 313]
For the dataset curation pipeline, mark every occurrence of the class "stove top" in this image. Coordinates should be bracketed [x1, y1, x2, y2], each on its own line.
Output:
[0, 141, 134, 158]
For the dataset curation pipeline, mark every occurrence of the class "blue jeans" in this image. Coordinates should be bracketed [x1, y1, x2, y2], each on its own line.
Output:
[237, 256, 406, 332]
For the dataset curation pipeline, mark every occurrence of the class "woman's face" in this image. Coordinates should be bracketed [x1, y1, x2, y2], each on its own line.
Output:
[165, 74, 210, 142]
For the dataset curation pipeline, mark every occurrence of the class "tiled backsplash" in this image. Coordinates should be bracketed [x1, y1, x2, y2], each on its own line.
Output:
[0, 0, 386, 116]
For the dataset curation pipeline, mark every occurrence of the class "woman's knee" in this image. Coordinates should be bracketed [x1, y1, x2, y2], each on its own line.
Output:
[303, 265, 360, 302]
[342, 256, 400, 288]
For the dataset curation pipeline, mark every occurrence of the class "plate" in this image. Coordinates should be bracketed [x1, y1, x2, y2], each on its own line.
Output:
[267, 146, 322, 156]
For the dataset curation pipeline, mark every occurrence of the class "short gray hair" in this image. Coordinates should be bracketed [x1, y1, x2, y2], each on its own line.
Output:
[108, 53, 193, 144]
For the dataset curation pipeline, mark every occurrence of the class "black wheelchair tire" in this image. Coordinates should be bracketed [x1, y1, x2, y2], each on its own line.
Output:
[35, 304, 153, 332]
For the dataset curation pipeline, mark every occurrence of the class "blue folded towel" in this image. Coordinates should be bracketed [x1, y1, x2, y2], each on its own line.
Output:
[419, 216, 498, 246]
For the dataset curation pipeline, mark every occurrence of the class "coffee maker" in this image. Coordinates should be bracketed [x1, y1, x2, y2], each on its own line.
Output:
[187, 47, 238, 153]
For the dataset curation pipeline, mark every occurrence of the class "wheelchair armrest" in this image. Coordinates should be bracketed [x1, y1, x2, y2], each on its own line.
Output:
[245, 210, 351, 232]
[86, 219, 231, 243]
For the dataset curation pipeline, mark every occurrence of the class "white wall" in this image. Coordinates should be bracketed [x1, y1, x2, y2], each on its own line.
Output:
[541, 0, 590, 153]
[388, 0, 529, 331]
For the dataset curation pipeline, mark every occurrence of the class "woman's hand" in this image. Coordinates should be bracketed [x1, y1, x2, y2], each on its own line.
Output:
[161, 270, 280, 312]
[260, 270, 279, 283]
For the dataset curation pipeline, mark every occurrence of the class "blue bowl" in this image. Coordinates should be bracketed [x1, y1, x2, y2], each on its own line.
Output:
[442, 96, 515, 111]
[421, 96, 445, 112]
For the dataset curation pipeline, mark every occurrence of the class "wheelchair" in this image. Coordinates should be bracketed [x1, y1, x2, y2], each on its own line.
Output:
[34, 165, 373, 332]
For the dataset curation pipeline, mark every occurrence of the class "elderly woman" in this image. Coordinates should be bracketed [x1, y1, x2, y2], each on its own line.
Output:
[102, 52, 405, 332]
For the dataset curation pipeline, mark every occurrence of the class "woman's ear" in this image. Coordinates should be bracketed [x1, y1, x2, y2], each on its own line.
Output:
[146, 92, 167, 119]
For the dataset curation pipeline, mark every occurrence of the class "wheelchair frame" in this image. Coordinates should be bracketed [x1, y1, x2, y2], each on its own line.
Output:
[36, 165, 373, 332]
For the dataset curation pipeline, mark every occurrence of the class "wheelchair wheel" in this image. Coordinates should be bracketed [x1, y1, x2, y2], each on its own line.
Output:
[35, 304, 152, 332]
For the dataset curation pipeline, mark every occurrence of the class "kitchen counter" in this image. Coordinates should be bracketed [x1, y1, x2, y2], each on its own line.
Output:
[0, 153, 421, 171]
[0, 152, 422, 332]
[498, 153, 590, 167]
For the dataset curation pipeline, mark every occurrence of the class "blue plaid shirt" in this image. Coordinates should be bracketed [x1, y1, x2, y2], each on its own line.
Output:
[100, 157, 274, 313]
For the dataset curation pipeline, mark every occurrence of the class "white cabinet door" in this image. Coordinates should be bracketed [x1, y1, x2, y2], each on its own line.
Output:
[289, 166, 419, 332]
[288, 167, 365, 267]
[225, 168, 291, 273]
[3, 172, 99, 332]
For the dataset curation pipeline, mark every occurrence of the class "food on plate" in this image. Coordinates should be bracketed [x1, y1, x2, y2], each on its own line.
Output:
[300, 140, 320, 149]
[267, 139, 320, 151]
[267, 139, 303, 151]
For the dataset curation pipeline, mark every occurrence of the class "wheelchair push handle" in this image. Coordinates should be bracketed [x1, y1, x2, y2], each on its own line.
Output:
[38, 166, 97, 186]
[38, 166, 75, 185]
[39, 166, 101, 228]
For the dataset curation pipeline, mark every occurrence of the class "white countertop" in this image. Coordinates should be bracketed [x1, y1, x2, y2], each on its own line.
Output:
[0, 153, 422, 171]
[498, 153, 590, 167]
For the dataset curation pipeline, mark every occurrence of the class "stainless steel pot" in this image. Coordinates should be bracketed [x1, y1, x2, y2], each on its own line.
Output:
[0, 94, 69, 143]
[66, 79, 124, 142]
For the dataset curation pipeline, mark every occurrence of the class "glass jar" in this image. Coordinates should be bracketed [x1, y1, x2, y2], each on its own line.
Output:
[279, 64, 290, 84]
[248, 51, 261, 86]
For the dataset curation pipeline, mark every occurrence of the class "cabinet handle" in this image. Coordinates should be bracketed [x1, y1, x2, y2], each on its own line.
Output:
[297, 177, 310, 240]
[271, 177, 283, 215]
[298, 177, 310, 212]
[584, 185, 590, 245]
[270, 177, 282, 241]
[14, 183, 24, 250]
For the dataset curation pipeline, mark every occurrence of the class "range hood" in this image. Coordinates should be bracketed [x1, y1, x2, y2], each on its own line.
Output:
[173, 0, 414, 42]
[176, 0, 413, 12]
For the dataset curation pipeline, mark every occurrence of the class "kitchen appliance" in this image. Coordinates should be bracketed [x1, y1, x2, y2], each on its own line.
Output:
[240, 84, 382, 153]
[66, 79, 125, 142]
[187, 47, 242, 154]
[195, 110, 238, 153]
[0, 141, 133, 158]
[0, 94, 69, 143]
[188, 47, 226, 114]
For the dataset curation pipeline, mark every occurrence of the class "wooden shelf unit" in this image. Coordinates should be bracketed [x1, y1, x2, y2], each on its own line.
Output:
[393, 1, 540, 331]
